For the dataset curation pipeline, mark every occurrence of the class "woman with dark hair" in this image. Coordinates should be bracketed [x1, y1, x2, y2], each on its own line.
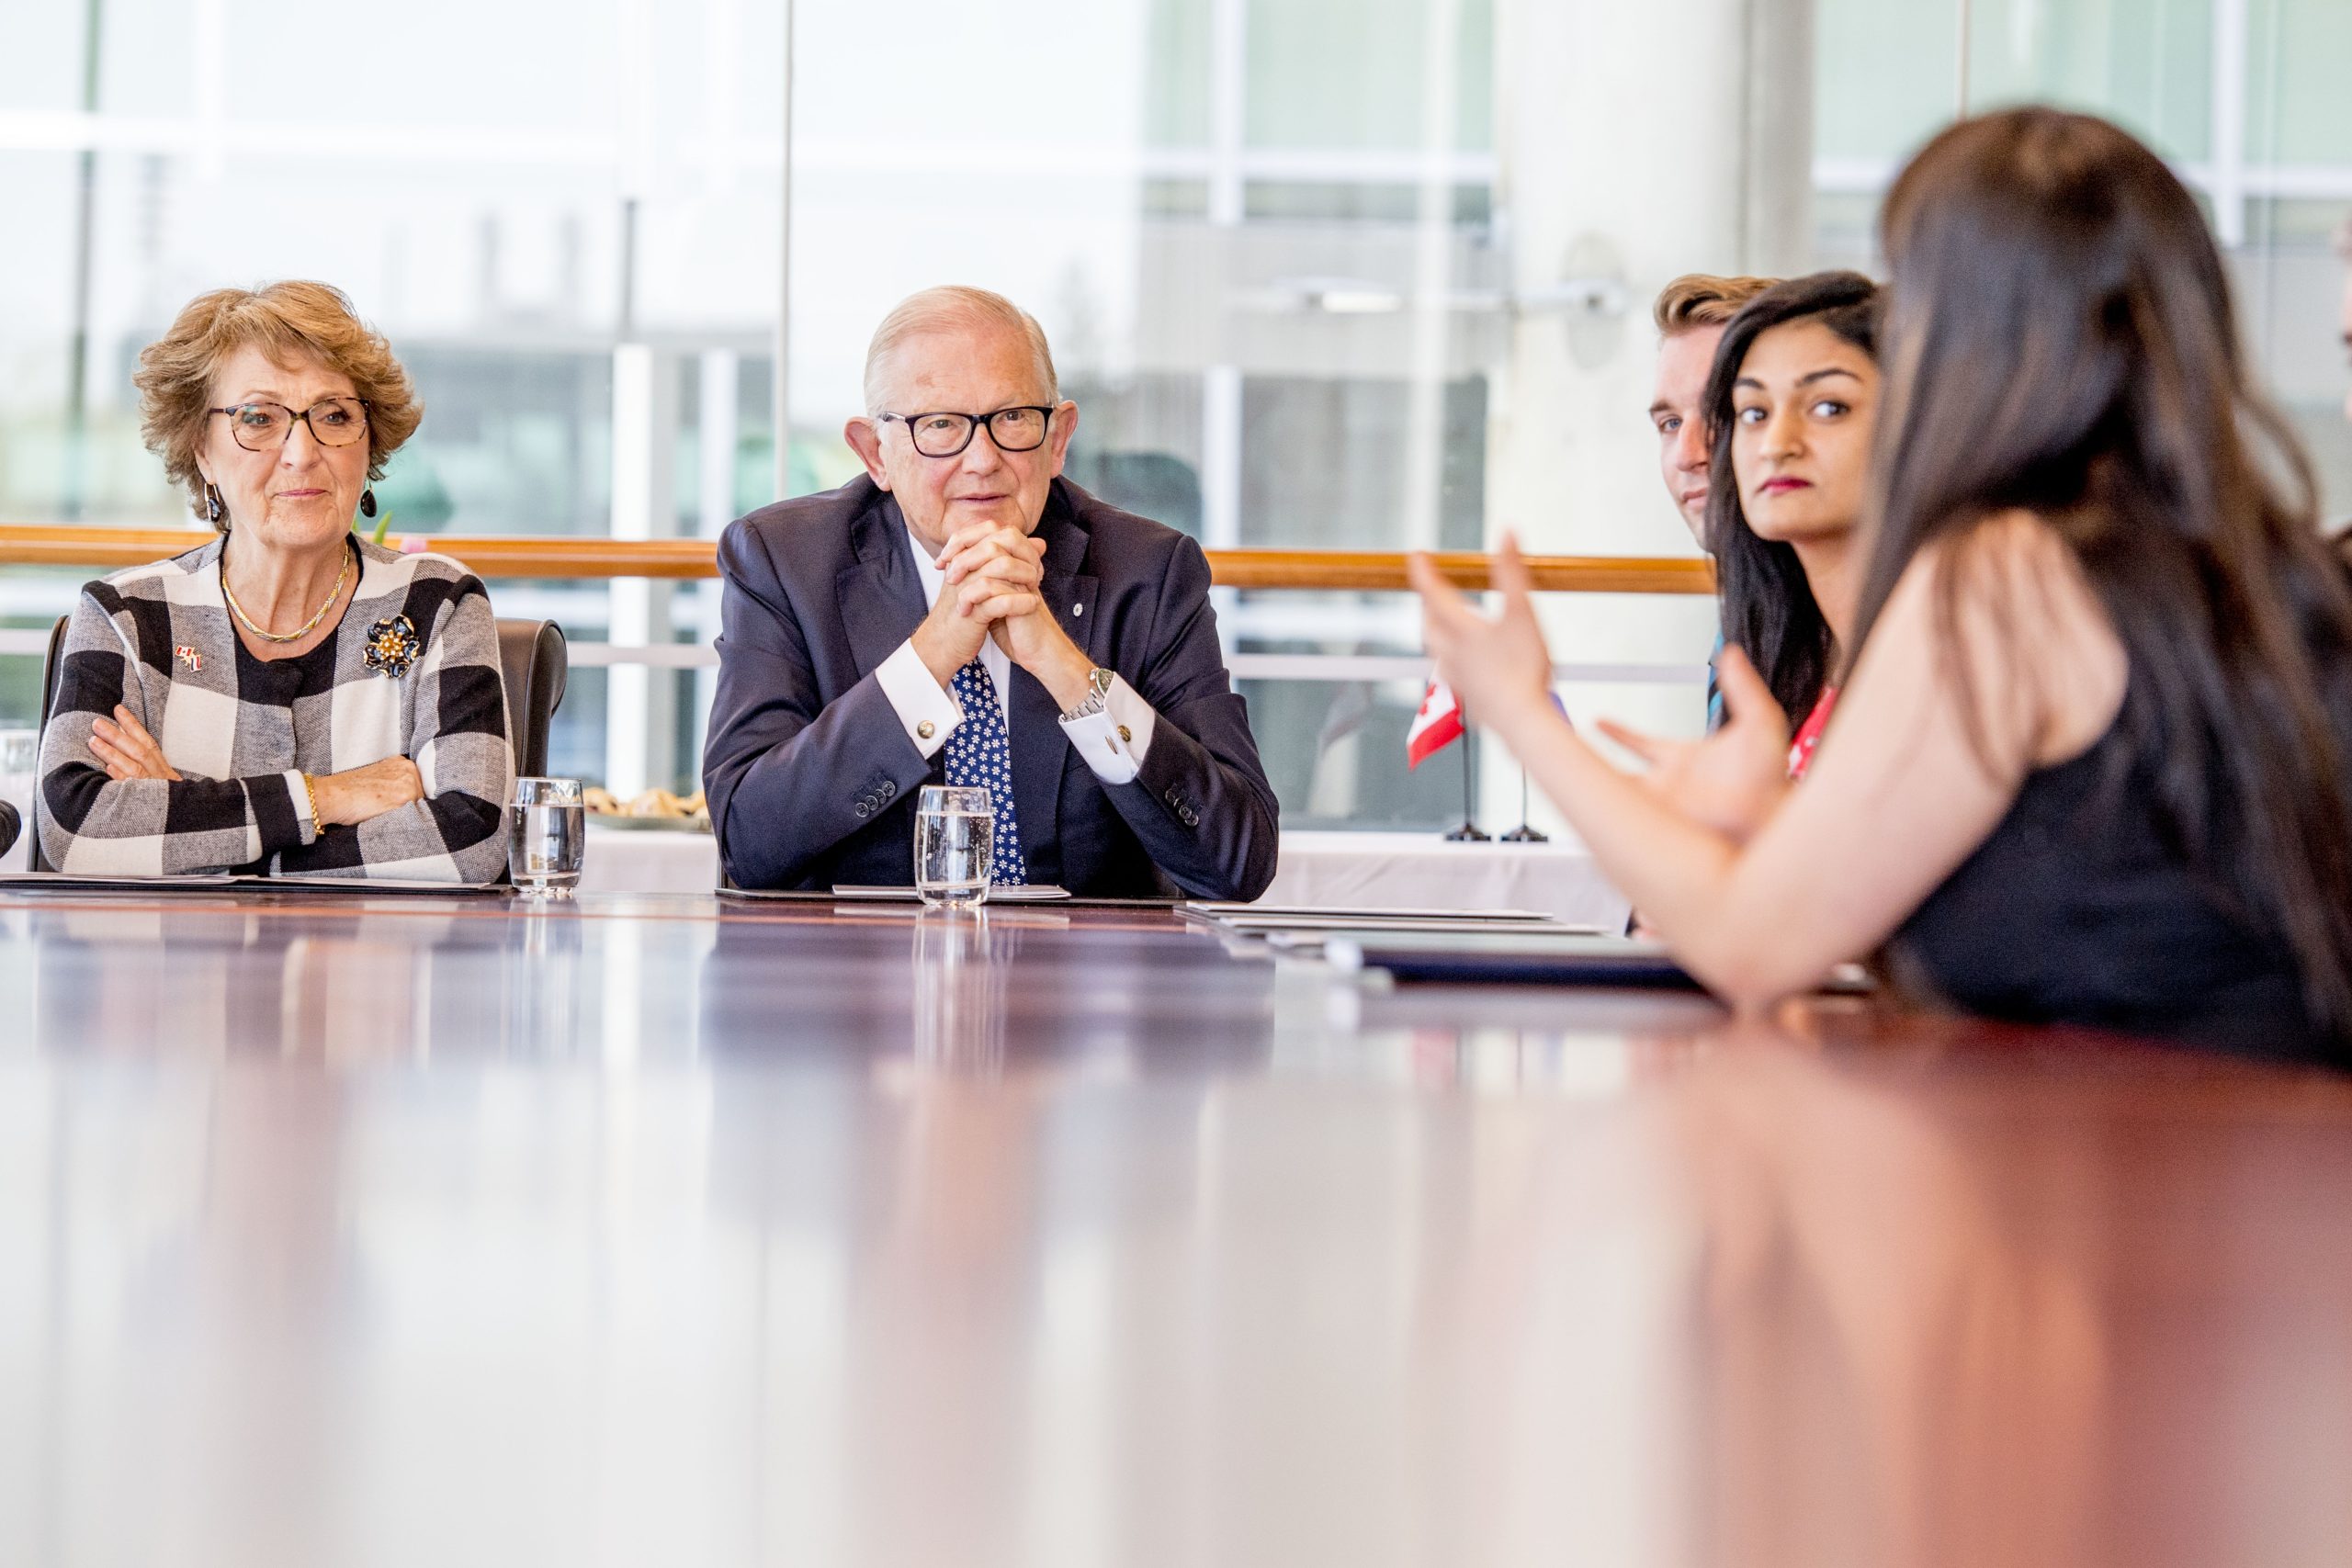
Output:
[1600, 272, 1879, 858]
[1699, 270, 1878, 778]
[1413, 107, 2352, 1061]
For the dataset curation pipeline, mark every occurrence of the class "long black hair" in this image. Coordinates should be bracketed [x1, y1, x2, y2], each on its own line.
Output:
[1702, 270, 1882, 722]
[1856, 107, 2352, 1032]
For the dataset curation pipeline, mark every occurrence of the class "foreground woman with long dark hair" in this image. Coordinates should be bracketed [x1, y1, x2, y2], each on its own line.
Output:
[1414, 107, 2352, 1060]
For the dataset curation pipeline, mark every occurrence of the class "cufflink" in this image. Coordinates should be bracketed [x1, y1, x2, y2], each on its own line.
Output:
[1117, 725, 1131, 743]
[917, 720, 935, 740]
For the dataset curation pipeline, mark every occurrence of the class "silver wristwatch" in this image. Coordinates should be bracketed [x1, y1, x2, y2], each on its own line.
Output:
[1060, 665, 1114, 723]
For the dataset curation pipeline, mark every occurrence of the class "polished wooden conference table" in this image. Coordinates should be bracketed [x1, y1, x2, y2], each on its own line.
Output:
[3, 886, 2349, 1567]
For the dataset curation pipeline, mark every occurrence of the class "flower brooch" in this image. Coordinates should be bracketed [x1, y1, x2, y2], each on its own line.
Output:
[363, 615, 422, 678]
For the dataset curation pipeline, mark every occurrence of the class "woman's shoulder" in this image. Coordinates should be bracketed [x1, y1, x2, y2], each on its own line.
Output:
[354, 535, 481, 586]
[1904, 508, 2109, 640]
[347, 537, 500, 664]
[1907, 507, 2126, 764]
[88, 534, 224, 604]
[1922, 507, 2074, 580]
[351, 538, 496, 625]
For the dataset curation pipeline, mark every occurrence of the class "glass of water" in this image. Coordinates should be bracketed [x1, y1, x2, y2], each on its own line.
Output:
[507, 776, 585, 898]
[914, 784, 994, 908]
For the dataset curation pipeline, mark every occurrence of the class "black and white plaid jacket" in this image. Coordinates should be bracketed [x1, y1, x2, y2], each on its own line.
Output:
[38, 535, 513, 881]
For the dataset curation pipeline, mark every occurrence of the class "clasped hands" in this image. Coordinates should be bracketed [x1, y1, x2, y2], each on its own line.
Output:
[908, 519, 1094, 708]
[1408, 535, 1794, 842]
[90, 704, 424, 828]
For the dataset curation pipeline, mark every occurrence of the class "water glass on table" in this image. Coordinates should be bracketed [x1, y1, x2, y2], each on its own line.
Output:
[508, 776, 585, 898]
[914, 784, 994, 908]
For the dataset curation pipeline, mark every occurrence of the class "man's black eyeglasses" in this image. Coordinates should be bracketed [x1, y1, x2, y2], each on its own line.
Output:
[878, 405, 1055, 459]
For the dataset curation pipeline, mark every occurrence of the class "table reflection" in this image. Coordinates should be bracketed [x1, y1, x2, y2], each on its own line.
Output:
[25, 906, 478, 1061]
[910, 908, 1013, 1077]
[2, 895, 2349, 1564]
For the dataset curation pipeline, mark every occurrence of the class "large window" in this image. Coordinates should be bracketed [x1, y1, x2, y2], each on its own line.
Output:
[4, 0, 2346, 835]
[1815, 0, 2352, 510]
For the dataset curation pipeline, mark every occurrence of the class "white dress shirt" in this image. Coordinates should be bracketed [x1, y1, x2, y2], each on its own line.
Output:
[873, 523, 1157, 784]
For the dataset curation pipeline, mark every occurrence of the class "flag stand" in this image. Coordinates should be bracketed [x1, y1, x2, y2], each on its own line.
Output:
[1499, 765, 1548, 842]
[1442, 722, 1487, 841]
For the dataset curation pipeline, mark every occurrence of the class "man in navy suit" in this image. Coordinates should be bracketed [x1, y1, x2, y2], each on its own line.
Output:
[702, 286, 1279, 898]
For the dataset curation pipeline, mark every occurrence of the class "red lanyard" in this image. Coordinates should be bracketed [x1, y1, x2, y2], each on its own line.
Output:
[1788, 686, 1839, 780]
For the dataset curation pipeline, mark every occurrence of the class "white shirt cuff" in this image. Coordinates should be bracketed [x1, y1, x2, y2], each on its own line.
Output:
[1061, 674, 1156, 785]
[876, 640, 966, 761]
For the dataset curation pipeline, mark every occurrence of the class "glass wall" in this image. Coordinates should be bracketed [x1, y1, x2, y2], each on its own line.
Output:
[0, 0, 787, 811]
[776, 0, 1501, 827]
[0, 0, 1509, 829]
[4, 0, 2347, 832]
[1814, 0, 2352, 514]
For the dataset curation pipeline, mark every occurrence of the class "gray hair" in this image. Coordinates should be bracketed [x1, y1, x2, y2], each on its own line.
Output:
[861, 286, 1058, 416]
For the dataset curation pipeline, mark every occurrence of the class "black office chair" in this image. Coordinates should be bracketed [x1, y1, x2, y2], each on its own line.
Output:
[30, 614, 568, 870]
[28, 615, 70, 872]
[496, 618, 568, 778]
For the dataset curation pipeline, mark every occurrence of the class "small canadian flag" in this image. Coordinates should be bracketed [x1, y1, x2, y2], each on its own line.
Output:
[1405, 678, 1464, 770]
[174, 644, 202, 673]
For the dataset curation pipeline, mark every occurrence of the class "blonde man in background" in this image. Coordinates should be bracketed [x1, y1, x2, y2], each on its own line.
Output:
[1649, 274, 1777, 546]
[1647, 274, 1776, 728]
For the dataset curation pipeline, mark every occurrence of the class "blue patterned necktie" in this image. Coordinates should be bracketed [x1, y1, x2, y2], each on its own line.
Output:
[942, 658, 1027, 885]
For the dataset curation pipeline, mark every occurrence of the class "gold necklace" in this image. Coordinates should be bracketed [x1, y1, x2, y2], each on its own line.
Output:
[222, 540, 354, 645]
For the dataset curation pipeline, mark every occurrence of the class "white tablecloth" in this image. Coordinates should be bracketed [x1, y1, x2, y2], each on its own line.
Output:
[1256, 829, 1629, 929]
[581, 823, 1630, 929]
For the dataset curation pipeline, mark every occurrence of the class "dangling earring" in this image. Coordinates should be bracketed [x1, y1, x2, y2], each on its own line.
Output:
[205, 483, 225, 525]
[359, 487, 379, 520]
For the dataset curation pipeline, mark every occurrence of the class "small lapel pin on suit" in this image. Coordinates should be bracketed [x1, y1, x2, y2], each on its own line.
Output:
[175, 644, 203, 673]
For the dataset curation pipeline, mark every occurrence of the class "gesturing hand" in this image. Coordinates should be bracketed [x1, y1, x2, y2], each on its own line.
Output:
[1593, 646, 1792, 843]
[1407, 533, 1558, 737]
[89, 705, 182, 782]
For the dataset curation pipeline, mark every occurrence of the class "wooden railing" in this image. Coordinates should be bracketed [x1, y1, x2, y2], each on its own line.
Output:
[0, 524, 1715, 594]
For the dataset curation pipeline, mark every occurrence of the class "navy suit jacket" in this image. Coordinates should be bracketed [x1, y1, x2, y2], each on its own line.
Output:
[702, 475, 1279, 898]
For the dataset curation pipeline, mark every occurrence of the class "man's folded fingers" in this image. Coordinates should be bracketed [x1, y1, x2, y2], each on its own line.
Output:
[938, 524, 1036, 573]
[969, 591, 1038, 622]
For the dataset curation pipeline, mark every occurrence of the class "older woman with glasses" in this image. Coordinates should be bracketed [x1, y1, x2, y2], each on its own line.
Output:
[36, 280, 511, 880]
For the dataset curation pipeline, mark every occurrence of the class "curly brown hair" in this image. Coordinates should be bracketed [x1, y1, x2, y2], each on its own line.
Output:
[133, 280, 423, 529]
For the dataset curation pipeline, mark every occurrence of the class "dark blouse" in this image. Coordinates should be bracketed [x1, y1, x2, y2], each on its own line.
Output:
[1885, 717, 2342, 1066]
